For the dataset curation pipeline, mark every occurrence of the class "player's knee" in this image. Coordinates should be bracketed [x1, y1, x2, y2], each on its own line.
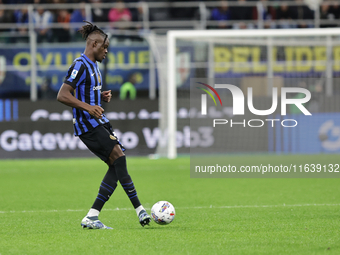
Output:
[106, 157, 114, 166]
[120, 174, 131, 184]
[110, 145, 124, 160]
[112, 155, 129, 181]
[114, 145, 125, 157]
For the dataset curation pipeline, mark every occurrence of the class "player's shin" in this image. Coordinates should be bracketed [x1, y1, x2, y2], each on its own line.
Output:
[113, 156, 142, 209]
[113, 156, 151, 226]
[88, 165, 118, 216]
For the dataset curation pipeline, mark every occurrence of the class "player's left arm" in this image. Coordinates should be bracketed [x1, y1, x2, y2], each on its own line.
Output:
[101, 90, 112, 102]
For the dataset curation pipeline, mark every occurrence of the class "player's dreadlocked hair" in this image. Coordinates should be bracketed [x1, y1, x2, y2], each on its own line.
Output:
[78, 21, 107, 43]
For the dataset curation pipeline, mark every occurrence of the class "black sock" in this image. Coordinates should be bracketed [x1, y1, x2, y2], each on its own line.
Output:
[121, 177, 141, 209]
[114, 156, 142, 209]
[92, 165, 118, 212]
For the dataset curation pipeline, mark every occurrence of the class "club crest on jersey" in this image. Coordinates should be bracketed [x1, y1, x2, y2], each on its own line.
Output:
[110, 135, 117, 140]
[97, 74, 101, 83]
[71, 69, 78, 79]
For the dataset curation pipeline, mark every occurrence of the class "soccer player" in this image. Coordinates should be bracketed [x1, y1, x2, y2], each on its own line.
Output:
[57, 21, 151, 229]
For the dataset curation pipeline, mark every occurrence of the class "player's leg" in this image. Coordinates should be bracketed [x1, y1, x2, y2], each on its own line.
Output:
[81, 164, 119, 229]
[107, 145, 151, 227]
[79, 125, 120, 229]
[91, 165, 118, 214]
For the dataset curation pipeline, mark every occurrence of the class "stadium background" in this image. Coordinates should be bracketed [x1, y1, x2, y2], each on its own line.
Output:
[1, 0, 340, 158]
[1, 1, 340, 254]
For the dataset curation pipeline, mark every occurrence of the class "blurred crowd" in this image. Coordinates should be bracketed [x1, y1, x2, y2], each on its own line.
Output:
[0, 0, 339, 43]
[209, 0, 339, 29]
[0, 0, 146, 43]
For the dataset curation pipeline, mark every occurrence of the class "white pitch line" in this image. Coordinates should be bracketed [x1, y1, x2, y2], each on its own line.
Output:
[0, 203, 339, 214]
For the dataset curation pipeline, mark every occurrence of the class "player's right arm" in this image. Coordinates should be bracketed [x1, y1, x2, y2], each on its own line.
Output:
[57, 60, 104, 119]
[57, 83, 104, 119]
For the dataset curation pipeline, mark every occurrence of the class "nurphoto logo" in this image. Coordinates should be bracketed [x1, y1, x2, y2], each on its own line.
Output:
[196, 82, 312, 128]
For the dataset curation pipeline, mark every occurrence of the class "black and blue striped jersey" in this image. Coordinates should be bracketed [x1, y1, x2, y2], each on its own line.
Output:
[64, 53, 109, 136]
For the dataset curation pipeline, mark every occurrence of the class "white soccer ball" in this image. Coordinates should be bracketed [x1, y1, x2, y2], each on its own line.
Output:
[151, 201, 176, 225]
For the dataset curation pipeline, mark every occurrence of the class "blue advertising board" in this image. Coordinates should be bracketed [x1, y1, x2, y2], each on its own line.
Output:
[0, 45, 151, 96]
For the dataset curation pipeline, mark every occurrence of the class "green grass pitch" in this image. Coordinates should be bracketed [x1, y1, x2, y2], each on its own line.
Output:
[0, 155, 339, 255]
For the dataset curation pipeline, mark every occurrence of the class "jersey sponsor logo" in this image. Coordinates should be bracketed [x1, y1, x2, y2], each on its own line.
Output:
[93, 85, 102, 91]
[71, 69, 78, 79]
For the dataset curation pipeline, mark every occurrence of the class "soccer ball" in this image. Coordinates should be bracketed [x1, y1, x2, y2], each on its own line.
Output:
[151, 201, 175, 225]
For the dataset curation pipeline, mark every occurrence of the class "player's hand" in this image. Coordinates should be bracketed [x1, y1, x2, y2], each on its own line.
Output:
[101, 90, 112, 103]
[87, 105, 104, 119]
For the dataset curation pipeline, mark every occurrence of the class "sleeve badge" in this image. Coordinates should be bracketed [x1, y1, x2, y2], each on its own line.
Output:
[71, 69, 78, 79]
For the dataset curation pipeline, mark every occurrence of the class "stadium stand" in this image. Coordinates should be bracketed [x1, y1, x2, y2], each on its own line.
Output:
[0, 0, 338, 42]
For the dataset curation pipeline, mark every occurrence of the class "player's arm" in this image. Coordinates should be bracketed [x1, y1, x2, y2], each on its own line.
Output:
[57, 83, 104, 119]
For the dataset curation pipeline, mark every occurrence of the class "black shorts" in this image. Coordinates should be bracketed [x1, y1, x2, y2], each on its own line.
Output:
[79, 122, 125, 162]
